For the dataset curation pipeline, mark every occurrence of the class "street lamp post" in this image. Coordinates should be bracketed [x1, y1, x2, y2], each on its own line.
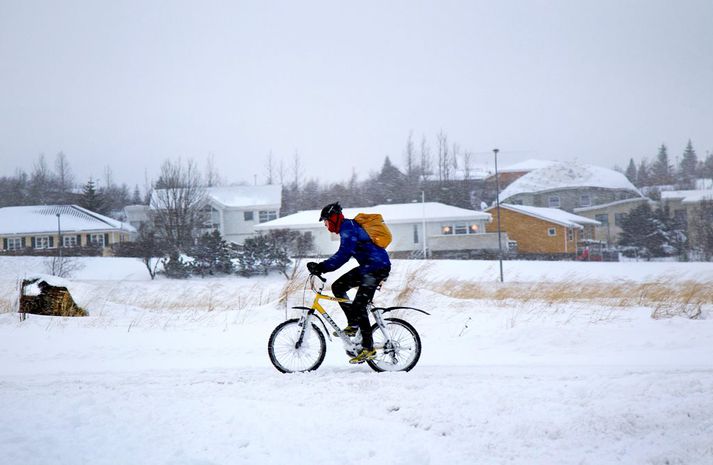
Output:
[493, 149, 504, 282]
[56, 213, 62, 260]
[421, 190, 427, 259]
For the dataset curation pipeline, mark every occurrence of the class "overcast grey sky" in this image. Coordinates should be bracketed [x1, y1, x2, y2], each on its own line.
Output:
[1, 0, 712, 189]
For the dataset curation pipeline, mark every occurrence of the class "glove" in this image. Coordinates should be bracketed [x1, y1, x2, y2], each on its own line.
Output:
[306, 262, 321, 275]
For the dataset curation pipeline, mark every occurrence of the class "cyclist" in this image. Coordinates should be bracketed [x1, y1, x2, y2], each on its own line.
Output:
[307, 202, 391, 364]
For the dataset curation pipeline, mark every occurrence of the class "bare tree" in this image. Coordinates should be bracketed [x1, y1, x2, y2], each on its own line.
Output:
[54, 151, 74, 196]
[404, 131, 418, 180]
[462, 150, 473, 181]
[436, 131, 450, 182]
[204, 153, 222, 187]
[265, 151, 275, 185]
[292, 151, 303, 189]
[419, 135, 432, 182]
[151, 158, 207, 251]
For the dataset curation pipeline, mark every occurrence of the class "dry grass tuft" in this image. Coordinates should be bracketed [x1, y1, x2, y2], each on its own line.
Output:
[423, 278, 712, 319]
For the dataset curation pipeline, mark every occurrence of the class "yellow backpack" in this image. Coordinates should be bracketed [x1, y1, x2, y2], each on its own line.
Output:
[354, 213, 392, 248]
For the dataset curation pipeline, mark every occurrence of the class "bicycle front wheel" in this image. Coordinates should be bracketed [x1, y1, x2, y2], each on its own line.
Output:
[268, 318, 326, 373]
[367, 318, 422, 372]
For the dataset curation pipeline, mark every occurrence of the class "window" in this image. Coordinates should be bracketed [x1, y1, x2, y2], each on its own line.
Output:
[548, 196, 561, 208]
[441, 222, 482, 235]
[614, 213, 627, 226]
[244, 211, 254, 221]
[6, 237, 23, 250]
[259, 210, 277, 223]
[63, 236, 77, 247]
[34, 236, 50, 249]
[567, 228, 574, 241]
[90, 234, 105, 247]
[413, 224, 419, 243]
[595, 214, 608, 225]
[580, 194, 591, 207]
[547, 228, 557, 237]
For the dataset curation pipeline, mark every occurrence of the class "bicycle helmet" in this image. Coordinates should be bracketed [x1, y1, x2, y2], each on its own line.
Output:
[319, 202, 342, 221]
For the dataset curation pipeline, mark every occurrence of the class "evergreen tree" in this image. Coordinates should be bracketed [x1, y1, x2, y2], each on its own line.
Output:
[689, 199, 713, 260]
[637, 159, 650, 187]
[190, 230, 235, 276]
[678, 140, 698, 188]
[131, 185, 143, 204]
[651, 144, 674, 185]
[618, 203, 669, 258]
[80, 179, 107, 214]
[702, 152, 713, 180]
[625, 158, 637, 184]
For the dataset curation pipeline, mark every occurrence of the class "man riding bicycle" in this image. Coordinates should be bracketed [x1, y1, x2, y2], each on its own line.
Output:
[307, 202, 391, 364]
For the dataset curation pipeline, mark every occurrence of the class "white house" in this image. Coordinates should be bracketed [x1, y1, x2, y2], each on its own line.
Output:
[254, 202, 500, 258]
[141, 184, 282, 245]
[0, 205, 136, 253]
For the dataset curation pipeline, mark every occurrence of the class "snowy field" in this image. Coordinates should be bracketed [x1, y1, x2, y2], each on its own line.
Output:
[1, 256, 713, 465]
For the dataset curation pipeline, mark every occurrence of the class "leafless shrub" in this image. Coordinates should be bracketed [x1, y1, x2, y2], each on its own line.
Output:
[43, 256, 85, 278]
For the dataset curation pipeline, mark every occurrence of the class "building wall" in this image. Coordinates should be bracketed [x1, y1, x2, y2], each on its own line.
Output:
[506, 188, 641, 213]
[485, 208, 580, 254]
[1, 231, 132, 252]
[574, 198, 652, 245]
[218, 205, 280, 245]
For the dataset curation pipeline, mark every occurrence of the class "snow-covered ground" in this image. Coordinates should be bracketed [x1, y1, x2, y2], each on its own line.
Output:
[1, 257, 712, 465]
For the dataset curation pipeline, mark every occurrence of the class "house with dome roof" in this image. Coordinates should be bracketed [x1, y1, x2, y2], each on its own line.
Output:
[496, 161, 645, 246]
[498, 161, 643, 213]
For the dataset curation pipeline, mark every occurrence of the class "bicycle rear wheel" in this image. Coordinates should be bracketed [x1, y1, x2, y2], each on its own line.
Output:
[268, 318, 326, 373]
[367, 318, 422, 372]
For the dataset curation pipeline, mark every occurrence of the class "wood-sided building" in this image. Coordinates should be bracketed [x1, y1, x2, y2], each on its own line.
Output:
[485, 203, 599, 257]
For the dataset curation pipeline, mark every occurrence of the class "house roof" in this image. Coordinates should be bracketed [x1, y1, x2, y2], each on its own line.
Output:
[486, 203, 600, 229]
[255, 202, 491, 229]
[498, 159, 560, 173]
[206, 185, 282, 209]
[661, 189, 713, 204]
[573, 197, 652, 213]
[498, 162, 642, 200]
[0, 205, 137, 235]
[150, 185, 282, 210]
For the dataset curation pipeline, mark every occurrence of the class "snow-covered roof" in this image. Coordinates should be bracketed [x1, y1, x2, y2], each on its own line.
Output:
[661, 189, 713, 204]
[573, 197, 652, 213]
[150, 185, 282, 210]
[0, 205, 137, 235]
[498, 162, 642, 200]
[207, 185, 282, 209]
[255, 202, 491, 229]
[498, 159, 560, 173]
[486, 203, 600, 229]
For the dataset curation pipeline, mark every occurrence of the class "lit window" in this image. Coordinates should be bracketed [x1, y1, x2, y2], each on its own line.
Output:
[548, 196, 561, 208]
[547, 228, 557, 237]
[441, 225, 453, 235]
[469, 224, 479, 233]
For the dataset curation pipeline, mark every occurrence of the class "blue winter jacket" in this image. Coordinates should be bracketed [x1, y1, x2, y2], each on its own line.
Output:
[319, 219, 391, 275]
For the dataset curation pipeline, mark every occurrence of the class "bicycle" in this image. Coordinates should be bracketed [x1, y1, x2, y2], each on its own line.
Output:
[268, 272, 429, 373]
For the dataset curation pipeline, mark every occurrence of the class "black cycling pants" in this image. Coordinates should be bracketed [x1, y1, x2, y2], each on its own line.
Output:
[331, 266, 390, 350]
